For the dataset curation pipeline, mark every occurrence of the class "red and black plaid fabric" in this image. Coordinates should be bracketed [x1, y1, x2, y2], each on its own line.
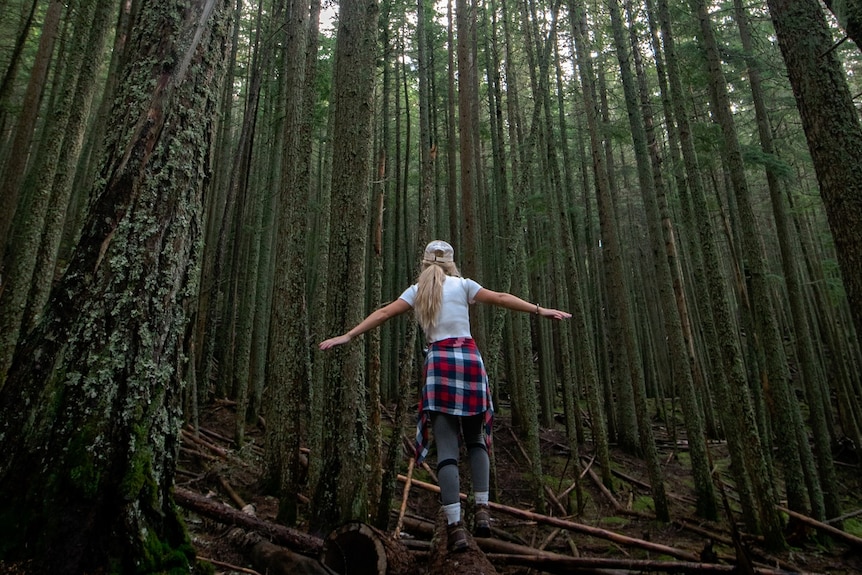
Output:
[415, 337, 493, 462]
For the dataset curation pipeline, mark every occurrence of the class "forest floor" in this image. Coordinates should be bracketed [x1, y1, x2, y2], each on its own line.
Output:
[177, 400, 862, 575]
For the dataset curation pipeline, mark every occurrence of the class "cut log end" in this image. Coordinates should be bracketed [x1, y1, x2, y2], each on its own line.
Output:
[322, 521, 416, 575]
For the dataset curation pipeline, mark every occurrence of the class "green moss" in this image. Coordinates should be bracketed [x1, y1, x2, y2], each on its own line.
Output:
[118, 477, 196, 573]
[599, 516, 629, 526]
[845, 518, 862, 538]
[194, 558, 217, 574]
[633, 495, 655, 513]
[66, 424, 105, 499]
[121, 423, 156, 502]
[137, 524, 195, 574]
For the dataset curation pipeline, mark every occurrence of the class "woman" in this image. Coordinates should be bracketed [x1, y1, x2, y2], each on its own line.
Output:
[319, 240, 571, 552]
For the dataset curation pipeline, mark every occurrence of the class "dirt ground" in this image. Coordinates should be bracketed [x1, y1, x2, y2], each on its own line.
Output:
[176, 401, 862, 575]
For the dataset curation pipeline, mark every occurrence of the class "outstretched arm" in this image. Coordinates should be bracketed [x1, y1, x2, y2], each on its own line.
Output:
[473, 288, 572, 320]
[319, 298, 413, 350]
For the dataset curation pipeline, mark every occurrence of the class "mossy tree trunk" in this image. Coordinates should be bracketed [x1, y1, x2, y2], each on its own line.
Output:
[456, 0, 479, 279]
[571, 0, 670, 523]
[657, 0, 785, 548]
[0, 0, 64, 261]
[614, 0, 717, 520]
[0, 0, 111, 386]
[731, 0, 841, 523]
[766, 0, 862, 366]
[267, 0, 313, 526]
[311, 0, 379, 533]
[0, 0, 232, 572]
[231, 0, 274, 448]
[0, 0, 65, 382]
[23, 0, 115, 329]
[691, 0, 821, 521]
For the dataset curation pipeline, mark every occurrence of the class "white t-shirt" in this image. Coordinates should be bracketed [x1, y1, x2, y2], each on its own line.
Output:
[399, 276, 483, 343]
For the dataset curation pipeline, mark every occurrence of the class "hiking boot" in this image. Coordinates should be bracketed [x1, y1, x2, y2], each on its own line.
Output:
[447, 521, 469, 553]
[474, 504, 491, 537]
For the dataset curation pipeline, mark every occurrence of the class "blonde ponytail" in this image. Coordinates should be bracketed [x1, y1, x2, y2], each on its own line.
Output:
[414, 261, 460, 333]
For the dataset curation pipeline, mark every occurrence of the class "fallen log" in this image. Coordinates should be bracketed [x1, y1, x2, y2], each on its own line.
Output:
[321, 521, 417, 575]
[250, 538, 337, 575]
[580, 455, 696, 506]
[404, 516, 802, 574]
[397, 513, 528, 547]
[398, 474, 702, 562]
[484, 553, 808, 575]
[825, 507, 862, 525]
[426, 513, 499, 575]
[217, 474, 247, 509]
[197, 555, 261, 575]
[182, 428, 228, 458]
[173, 486, 323, 556]
[777, 505, 862, 551]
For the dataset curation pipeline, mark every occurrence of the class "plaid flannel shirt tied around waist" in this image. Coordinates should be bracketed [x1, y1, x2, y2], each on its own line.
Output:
[415, 337, 493, 462]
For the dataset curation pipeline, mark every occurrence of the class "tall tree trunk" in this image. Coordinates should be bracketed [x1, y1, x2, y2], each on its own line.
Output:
[61, 0, 135, 265]
[456, 0, 479, 277]
[550, 29, 611, 494]
[0, 0, 108, 383]
[731, 0, 840, 523]
[311, 0, 380, 532]
[571, 0, 670, 522]
[0, 0, 232, 571]
[613, 0, 716, 520]
[595, 63, 639, 453]
[0, 0, 39, 151]
[445, 0, 460, 248]
[656, 0, 785, 547]
[268, 0, 311, 526]
[230, 0, 271, 447]
[691, 0, 820, 520]
[766, 0, 862, 359]
[0, 0, 64, 259]
[25, 0, 115, 330]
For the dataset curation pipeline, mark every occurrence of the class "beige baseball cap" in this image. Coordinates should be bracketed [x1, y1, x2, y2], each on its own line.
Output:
[423, 240, 454, 263]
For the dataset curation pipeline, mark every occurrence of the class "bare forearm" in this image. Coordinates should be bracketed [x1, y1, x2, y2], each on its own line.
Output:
[474, 288, 572, 320]
[346, 308, 390, 338]
[491, 292, 538, 314]
[319, 298, 411, 350]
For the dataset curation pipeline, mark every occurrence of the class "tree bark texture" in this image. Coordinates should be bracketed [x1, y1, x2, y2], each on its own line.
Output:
[0, 0, 232, 571]
[767, 0, 862, 347]
[311, 0, 380, 533]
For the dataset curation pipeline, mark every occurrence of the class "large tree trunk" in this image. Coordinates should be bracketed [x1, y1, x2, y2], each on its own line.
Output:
[0, 0, 232, 571]
[267, 0, 312, 526]
[766, 0, 862, 353]
[311, 0, 380, 533]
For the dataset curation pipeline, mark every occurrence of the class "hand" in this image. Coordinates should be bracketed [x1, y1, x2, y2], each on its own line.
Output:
[319, 334, 352, 350]
[540, 307, 572, 320]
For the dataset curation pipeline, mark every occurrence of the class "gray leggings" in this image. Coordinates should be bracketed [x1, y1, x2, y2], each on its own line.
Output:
[431, 411, 490, 506]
